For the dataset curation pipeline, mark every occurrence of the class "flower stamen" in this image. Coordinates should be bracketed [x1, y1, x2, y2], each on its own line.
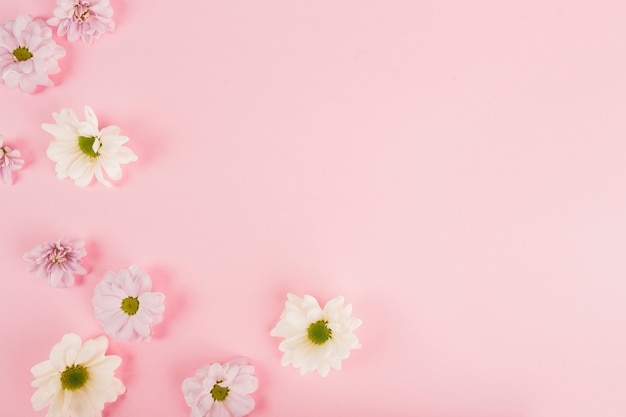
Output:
[73, 2, 92, 21]
[60, 364, 89, 390]
[78, 135, 101, 158]
[307, 320, 332, 345]
[210, 382, 229, 401]
[13, 46, 33, 62]
[121, 296, 140, 315]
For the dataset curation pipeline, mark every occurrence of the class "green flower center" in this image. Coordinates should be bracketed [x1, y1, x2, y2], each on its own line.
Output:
[307, 320, 332, 345]
[210, 382, 229, 401]
[13, 46, 33, 62]
[78, 136, 100, 158]
[60, 365, 89, 391]
[121, 296, 140, 315]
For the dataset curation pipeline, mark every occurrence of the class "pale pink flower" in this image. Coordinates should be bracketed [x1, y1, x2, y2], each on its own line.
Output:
[0, 14, 65, 94]
[182, 358, 258, 417]
[23, 237, 87, 288]
[0, 135, 24, 184]
[93, 265, 165, 342]
[48, 0, 115, 45]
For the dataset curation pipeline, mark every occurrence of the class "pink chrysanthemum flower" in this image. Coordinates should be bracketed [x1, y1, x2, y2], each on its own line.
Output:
[0, 135, 24, 185]
[0, 14, 65, 94]
[47, 0, 115, 45]
[23, 237, 87, 288]
[93, 265, 165, 342]
[182, 358, 258, 417]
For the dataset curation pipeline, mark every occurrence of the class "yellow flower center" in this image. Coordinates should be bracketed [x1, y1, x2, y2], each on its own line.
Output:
[13, 46, 33, 62]
[60, 364, 89, 391]
[121, 296, 140, 315]
[210, 381, 229, 401]
[307, 320, 332, 345]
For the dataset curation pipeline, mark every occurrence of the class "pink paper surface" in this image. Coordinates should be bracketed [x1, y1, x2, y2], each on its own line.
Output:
[2, 1, 626, 416]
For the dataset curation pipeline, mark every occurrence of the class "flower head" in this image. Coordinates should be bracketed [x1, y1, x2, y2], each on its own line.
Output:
[31, 333, 125, 417]
[23, 237, 87, 288]
[0, 135, 24, 184]
[182, 358, 258, 417]
[0, 14, 65, 93]
[42, 105, 138, 187]
[47, 0, 115, 45]
[270, 293, 362, 377]
[93, 265, 165, 342]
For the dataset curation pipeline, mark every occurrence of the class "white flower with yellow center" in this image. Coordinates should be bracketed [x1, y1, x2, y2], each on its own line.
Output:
[42, 105, 137, 187]
[270, 293, 362, 377]
[30, 333, 125, 417]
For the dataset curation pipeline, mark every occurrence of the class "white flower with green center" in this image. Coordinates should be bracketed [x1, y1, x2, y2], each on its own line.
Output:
[42, 105, 137, 187]
[30, 333, 125, 417]
[270, 293, 362, 377]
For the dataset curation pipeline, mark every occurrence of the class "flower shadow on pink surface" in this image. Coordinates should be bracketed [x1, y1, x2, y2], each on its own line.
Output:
[142, 265, 185, 340]
[100, 340, 133, 417]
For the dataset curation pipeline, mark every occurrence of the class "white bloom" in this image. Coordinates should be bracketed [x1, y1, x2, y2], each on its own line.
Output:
[31, 333, 125, 417]
[42, 105, 137, 187]
[270, 293, 362, 377]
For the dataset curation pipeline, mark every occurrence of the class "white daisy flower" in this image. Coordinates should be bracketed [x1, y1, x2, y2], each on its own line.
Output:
[270, 293, 362, 377]
[42, 105, 137, 187]
[30, 333, 125, 417]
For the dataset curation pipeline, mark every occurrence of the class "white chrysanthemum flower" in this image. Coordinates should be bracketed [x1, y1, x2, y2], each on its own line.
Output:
[42, 105, 137, 187]
[270, 293, 362, 377]
[30, 333, 125, 417]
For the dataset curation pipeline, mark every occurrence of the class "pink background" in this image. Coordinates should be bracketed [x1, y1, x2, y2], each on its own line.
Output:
[2, 1, 626, 416]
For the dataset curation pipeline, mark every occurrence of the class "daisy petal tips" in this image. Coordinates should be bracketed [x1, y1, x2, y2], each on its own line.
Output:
[42, 105, 138, 187]
[47, 0, 115, 45]
[270, 293, 362, 377]
[23, 237, 87, 288]
[182, 358, 258, 417]
[0, 14, 65, 93]
[93, 265, 165, 342]
[0, 135, 24, 184]
[31, 333, 125, 417]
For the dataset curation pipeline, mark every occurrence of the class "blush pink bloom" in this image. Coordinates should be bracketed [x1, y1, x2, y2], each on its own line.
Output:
[0, 14, 65, 94]
[0, 136, 24, 184]
[23, 237, 87, 288]
[93, 265, 165, 342]
[47, 0, 115, 45]
[182, 358, 258, 417]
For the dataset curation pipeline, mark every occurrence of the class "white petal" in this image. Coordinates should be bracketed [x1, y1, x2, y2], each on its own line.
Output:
[83, 105, 98, 128]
